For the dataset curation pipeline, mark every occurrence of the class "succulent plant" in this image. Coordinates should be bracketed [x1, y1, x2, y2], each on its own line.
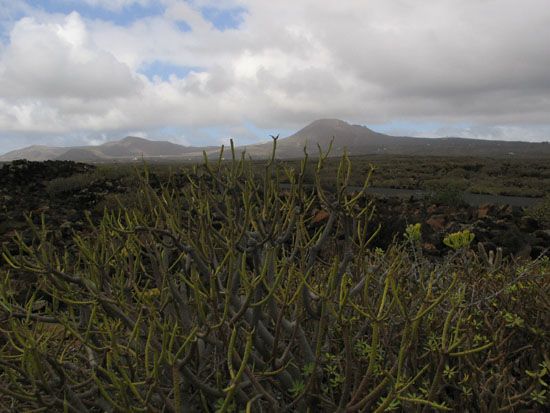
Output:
[0, 141, 548, 412]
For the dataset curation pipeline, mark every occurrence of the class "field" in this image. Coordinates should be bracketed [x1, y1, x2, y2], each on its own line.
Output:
[0, 149, 549, 411]
[278, 155, 550, 198]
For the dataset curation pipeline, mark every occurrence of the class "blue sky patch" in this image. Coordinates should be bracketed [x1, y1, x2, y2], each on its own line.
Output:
[24, 0, 166, 26]
[138, 61, 203, 81]
[200, 6, 247, 31]
[175, 20, 191, 32]
[0, 1, 27, 42]
[0, 23, 11, 44]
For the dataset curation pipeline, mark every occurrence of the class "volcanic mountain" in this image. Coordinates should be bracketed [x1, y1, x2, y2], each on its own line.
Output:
[0, 137, 213, 162]
[243, 119, 550, 158]
[1, 119, 549, 161]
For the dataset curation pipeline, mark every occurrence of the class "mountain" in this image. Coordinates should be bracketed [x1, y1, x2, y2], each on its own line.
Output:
[55, 137, 212, 161]
[242, 119, 550, 158]
[1, 137, 214, 162]
[96, 137, 205, 158]
[1, 120, 549, 162]
[243, 119, 391, 158]
[0, 145, 67, 162]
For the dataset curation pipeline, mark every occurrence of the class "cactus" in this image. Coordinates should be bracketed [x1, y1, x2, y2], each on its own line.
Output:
[477, 242, 503, 269]
[0, 142, 548, 412]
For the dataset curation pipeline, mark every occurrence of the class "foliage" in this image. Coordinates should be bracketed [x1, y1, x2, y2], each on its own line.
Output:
[44, 164, 151, 196]
[526, 196, 550, 225]
[426, 182, 466, 206]
[404, 223, 422, 243]
[443, 230, 475, 250]
[1, 141, 549, 412]
[45, 172, 99, 195]
[279, 155, 550, 198]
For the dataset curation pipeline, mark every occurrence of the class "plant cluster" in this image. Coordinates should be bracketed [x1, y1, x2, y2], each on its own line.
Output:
[277, 155, 550, 198]
[526, 196, 550, 226]
[0, 142, 548, 412]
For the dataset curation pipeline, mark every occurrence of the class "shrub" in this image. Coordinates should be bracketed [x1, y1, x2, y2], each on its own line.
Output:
[426, 181, 467, 206]
[443, 230, 475, 250]
[45, 172, 98, 195]
[526, 196, 550, 225]
[1, 142, 548, 412]
[45, 166, 135, 196]
[404, 223, 422, 242]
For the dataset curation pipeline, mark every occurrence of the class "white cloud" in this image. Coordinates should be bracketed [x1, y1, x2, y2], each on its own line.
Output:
[1, 0, 550, 153]
[0, 13, 141, 100]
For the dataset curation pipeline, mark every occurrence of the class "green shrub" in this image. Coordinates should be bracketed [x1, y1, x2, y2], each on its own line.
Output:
[426, 181, 467, 205]
[45, 172, 98, 195]
[404, 223, 422, 242]
[443, 229, 475, 250]
[1, 143, 548, 412]
[526, 196, 550, 225]
[45, 166, 137, 196]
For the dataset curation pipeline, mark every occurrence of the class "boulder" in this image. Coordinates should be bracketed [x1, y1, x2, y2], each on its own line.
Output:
[426, 215, 446, 231]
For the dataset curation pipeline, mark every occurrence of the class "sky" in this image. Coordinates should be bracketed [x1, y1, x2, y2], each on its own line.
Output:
[1, 0, 550, 154]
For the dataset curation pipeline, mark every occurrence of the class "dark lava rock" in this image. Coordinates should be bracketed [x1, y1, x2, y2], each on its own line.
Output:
[426, 215, 447, 231]
[519, 216, 539, 232]
[1, 160, 548, 261]
[534, 230, 550, 242]
[0, 159, 94, 187]
[367, 196, 549, 259]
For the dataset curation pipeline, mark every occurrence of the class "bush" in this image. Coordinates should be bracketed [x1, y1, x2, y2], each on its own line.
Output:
[1, 145, 548, 412]
[426, 182, 466, 206]
[45, 172, 98, 195]
[45, 166, 136, 196]
[526, 196, 550, 225]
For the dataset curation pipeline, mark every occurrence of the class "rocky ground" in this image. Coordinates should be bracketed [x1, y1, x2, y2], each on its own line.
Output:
[0, 160, 121, 253]
[367, 197, 549, 258]
[1, 160, 548, 260]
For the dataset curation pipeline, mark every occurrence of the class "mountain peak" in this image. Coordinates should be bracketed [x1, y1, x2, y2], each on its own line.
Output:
[118, 136, 150, 144]
[302, 118, 376, 133]
[307, 118, 350, 128]
[2, 119, 550, 162]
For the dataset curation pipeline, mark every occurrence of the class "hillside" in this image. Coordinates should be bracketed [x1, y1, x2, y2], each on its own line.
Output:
[243, 119, 550, 158]
[0, 145, 67, 162]
[2, 119, 550, 161]
[1, 137, 212, 162]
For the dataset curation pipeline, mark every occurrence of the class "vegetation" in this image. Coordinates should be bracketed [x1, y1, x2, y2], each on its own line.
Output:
[276, 155, 550, 198]
[37, 153, 550, 200]
[0, 141, 548, 412]
[526, 196, 550, 226]
[426, 182, 466, 207]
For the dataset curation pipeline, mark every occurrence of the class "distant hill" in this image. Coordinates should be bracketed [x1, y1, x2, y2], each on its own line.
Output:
[56, 148, 105, 162]
[0, 145, 67, 162]
[97, 137, 206, 158]
[1, 136, 213, 162]
[1, 120, 549, 162]
[243, 119, 550, 158]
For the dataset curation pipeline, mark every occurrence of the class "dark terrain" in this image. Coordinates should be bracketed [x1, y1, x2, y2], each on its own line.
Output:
[1, 156, 548, 412]
[1, 159, 548, 260]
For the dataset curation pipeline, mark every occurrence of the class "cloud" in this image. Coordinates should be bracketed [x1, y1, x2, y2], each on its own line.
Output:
[1, 0, 550, 154]
[0, 13, 141, 99]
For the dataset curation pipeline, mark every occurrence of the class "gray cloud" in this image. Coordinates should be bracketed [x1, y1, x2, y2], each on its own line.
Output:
[0, 14, 142, 100]
[0, 0, 550, 154]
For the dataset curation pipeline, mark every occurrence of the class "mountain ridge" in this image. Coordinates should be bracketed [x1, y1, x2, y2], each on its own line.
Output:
[242, 118, 550, 158]
[2, 119, 549, 161]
